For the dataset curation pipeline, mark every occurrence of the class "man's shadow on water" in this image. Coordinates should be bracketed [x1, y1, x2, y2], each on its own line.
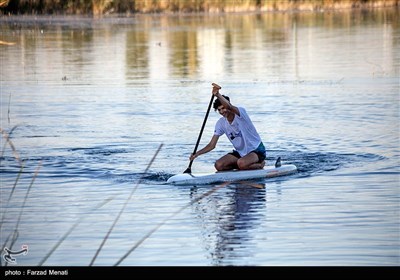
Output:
[189, 181, 282, 265]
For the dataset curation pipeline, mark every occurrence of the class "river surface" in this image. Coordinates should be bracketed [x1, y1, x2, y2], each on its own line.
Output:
[0, 9, 399, 266]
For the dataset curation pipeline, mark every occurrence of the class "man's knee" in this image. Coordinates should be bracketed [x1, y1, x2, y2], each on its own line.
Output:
[237, 159, 248, 170]
[214, 161, 224, 171]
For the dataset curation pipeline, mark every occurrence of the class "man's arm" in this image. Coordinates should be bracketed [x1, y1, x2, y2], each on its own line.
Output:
[212, 88, 240, 116]
[190, 135, 219, 161]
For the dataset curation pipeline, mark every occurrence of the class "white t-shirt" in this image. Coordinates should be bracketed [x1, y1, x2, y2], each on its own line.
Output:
[214, 107, 262, 157]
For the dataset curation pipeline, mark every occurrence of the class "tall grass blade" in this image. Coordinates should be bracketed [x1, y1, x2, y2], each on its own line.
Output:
[38, 197, 114, 266]
[7, 93, 11, 124]
[13, 162, 42, 234]
[3, 162, 41, 266]
[114, 182, 228, 266]
[0, 162, 25, 232]
[89, 143, 163, 266]
[0, 126, 22, 166]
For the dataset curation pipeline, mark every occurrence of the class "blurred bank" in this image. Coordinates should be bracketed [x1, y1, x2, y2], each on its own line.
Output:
[1, 0, 399, 16]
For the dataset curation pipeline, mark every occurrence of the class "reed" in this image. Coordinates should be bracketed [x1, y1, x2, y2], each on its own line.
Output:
[37, 142, 163, 266]
[89, 143, 164, 266]
[0, 162, 25, 231]
[0, 127, 41, 266]
[1, 163, 40, 266]
[0, 127, 22, 166]
[114, 181, 229, 266]
[0, 127, 23, 232]
[0, 131, 258, 266]
[7, 93, 11, 125]
[38, 197, 115, 266]
[6, 163, 41, 250]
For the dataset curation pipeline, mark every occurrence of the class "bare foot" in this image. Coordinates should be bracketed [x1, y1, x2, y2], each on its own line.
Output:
[241, 160, 265, 170]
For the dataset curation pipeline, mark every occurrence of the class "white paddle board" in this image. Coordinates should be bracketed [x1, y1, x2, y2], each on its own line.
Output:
[167, 164, 297, 185]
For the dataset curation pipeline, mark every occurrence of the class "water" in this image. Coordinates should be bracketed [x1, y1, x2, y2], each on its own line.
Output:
[0, 9, 399, 266]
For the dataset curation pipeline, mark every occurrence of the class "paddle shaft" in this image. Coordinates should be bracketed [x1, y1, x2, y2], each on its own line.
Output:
[184, 83, 221, 173]
[184, 94, 215, 173]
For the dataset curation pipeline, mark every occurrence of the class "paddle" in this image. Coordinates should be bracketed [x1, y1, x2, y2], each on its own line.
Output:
[184, 83, 221, 174]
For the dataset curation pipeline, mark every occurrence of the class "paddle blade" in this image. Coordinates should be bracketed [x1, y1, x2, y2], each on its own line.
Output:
[183, 167, 191, 174]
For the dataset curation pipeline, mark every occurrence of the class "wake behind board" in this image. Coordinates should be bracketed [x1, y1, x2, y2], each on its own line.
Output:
[167, 164, 297, 186]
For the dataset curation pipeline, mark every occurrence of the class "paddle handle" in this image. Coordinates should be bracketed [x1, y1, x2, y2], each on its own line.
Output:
[211, 83, 221, 90]
[184, 83, 221, 173]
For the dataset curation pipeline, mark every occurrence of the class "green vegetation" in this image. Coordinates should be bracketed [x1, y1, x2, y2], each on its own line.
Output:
[1, 0, 399, 15]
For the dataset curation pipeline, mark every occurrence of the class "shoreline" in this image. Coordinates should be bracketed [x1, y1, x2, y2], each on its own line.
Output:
[0, 0, 399, 16]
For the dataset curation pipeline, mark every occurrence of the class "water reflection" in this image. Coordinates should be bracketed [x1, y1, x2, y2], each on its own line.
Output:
[190, 183, 266, 265]
[126, 30, 149, 79]
[1, 8, 397, 86]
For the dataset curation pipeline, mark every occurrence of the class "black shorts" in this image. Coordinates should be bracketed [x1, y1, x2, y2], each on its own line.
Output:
[228, 143, 266, 163]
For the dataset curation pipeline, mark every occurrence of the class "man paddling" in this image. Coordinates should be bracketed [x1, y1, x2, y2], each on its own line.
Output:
[189, 85, 266, 171]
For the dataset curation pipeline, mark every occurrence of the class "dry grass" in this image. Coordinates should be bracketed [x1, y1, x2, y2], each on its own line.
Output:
[0, 127, 41, 266]
[0, 129, 258, 266]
